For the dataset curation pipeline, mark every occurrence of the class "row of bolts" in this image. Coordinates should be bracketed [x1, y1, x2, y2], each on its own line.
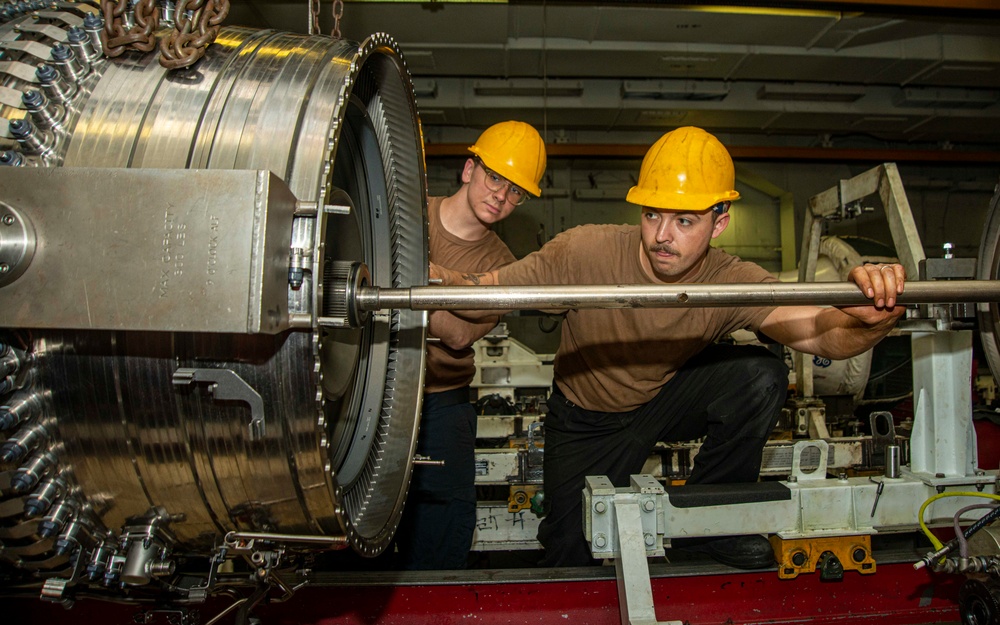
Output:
[0, 1, 53, 23]
[0, 340, 197, 585]
[1, 11, 105, 165]
[2, 8, 235, 584]
[0, 9, 190, 583]
[0, 341, 107, 574]
[0, 6, 104, 569]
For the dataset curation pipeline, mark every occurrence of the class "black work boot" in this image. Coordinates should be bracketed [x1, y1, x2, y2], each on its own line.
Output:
[672, 534, 775, 570]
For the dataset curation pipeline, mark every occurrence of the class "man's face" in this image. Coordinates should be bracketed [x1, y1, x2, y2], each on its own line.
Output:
[461, 158, 525, 225]
[639, 207, 730, 282]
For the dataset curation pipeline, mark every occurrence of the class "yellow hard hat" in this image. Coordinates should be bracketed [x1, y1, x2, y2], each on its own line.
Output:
[468, 121, 546, 197]
[626, 126, 740, 211]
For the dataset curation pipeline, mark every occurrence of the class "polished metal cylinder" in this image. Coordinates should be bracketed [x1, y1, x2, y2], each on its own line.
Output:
[885, 445, 901, 479]
[357, 279, 1000, 312]
[226, 531, 349, 547]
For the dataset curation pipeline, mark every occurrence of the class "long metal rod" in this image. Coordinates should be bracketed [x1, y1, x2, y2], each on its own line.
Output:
[356, 280, 1000, 312]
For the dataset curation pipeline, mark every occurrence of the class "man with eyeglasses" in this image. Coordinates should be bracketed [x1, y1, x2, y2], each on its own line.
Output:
[395, 121, 547, 570]
[431, 126, 906, 570]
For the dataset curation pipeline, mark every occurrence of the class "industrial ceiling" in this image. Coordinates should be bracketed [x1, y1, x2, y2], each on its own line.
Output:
[229, 1, 1000, 155]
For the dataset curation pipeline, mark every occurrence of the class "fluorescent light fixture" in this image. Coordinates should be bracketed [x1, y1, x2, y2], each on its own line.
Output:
[635, 110, 687, 121]
[622, 79, 728, 101]
[661, 55, 718, 64]
[895, 86, 999, 109]
[855, 116, 908, 124]
[418, 109, 447, 123]
[351, 0, 506, 3]
[676, 5, 850, 18]
[757, 83, 864, 103]
[473, 79, 584, 98]
[402, 49, 435, 71]
[411, 78, 438, 98]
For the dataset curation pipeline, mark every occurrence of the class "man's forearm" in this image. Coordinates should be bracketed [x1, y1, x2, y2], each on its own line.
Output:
[429, 311, 501, 350]
[811, 307, 899, 360]
[428, 264, 503, 320]
[432, 264, 500, 287]
[760, 304, 902, 360]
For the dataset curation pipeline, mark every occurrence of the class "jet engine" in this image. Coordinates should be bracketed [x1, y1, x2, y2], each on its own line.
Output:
[0, 1, 428, 604]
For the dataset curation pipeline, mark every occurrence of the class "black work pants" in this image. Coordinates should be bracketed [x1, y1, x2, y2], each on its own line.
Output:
[536, 343, 788, 567]
[395, 387, 477, 569]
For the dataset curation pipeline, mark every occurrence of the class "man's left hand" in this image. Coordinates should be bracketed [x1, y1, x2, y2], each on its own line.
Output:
[843, 263, 907, 326]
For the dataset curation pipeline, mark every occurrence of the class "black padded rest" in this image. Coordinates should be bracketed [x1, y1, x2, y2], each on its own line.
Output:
[666, 481, 791, 509]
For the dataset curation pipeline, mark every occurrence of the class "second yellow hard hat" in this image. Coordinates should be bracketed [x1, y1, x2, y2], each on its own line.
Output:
[468, 121, 547, 197]
[626, 126, 740, 211]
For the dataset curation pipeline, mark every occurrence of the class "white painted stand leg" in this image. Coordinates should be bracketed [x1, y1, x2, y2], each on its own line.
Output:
[910, 330, 978, 480]
[613, 501, 682, 625]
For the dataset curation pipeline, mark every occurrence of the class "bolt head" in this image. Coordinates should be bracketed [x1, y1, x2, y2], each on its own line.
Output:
[594, 501, 606, 514]
[0, 264, 9, 274]
[2, 214, 15, 226]
[8, 119, 30, 138]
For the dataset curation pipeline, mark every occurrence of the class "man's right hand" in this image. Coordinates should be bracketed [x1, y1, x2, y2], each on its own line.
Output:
[429, 261, 446, 284]
[429, 262, 498, 287]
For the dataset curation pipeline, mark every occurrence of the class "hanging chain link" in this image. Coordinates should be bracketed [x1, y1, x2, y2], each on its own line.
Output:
[308, 0, 320, 36]
[331, 0, 344, 40]
[98, 0, 229, 69]
[101, 0, 160, 58]
[159, 0, 231, 70]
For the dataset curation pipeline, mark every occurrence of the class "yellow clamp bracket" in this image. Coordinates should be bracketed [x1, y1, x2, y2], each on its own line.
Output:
[770, 535, 876, 580]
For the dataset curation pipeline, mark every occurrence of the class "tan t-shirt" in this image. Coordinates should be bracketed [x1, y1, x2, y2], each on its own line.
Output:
[498, 224, 778, 412]
[426, 196, 517, 392]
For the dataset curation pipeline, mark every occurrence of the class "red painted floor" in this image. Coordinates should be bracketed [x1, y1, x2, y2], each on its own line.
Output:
[6, 561, 963, 625]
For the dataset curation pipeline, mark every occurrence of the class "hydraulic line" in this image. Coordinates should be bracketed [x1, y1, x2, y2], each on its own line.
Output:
[914, 493, 1000, 569]
[954, 503, 1000, 558]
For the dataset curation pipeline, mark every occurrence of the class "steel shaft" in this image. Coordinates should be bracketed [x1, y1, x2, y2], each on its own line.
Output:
[356, 280, 1000, 312]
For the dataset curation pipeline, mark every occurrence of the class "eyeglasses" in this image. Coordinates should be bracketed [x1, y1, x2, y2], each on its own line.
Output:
[474, 158, 529, 206]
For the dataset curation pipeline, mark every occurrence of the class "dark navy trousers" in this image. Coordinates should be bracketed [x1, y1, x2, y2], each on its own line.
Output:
[536, 343, 789, 567]
[395, 387, 478, 569]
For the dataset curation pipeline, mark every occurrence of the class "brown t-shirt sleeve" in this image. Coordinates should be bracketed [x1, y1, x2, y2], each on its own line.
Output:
[497, 226, 612, 314]
[705, 252, 779, 335]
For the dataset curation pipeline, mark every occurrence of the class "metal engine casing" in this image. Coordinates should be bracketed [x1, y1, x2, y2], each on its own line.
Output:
[0, 4, 429, 589]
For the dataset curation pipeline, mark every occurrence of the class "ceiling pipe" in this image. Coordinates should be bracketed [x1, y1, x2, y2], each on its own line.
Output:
[424, 143, 1000, 163]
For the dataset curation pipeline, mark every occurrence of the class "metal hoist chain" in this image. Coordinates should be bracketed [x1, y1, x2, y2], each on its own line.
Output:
[101, 0, 160, 58]
[331, 0, 344, 39]
[159, 0, 231, 70]
[98, 0, 230, 69]
[308, 0, 321, 36]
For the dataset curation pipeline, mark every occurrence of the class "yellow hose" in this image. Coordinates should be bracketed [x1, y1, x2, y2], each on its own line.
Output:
[918, 491, 1000, 551]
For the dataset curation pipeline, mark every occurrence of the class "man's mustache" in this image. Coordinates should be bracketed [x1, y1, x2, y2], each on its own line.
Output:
[649, 244, 680, 256]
